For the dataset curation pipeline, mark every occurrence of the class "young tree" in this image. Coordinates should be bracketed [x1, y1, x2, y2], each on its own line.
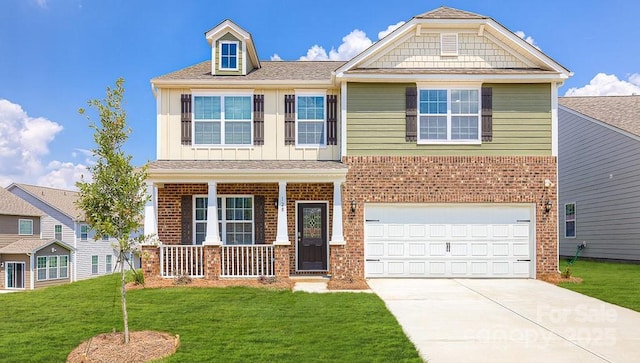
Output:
[76, 78, 148, 344]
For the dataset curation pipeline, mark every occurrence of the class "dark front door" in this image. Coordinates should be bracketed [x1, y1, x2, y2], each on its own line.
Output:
[297, 203, 327, 271]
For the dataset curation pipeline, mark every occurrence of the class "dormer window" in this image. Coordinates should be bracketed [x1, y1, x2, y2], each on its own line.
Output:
[220, 41, 239, 70]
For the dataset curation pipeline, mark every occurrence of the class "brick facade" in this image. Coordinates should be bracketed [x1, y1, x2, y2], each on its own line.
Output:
[336, 155, 558, 278]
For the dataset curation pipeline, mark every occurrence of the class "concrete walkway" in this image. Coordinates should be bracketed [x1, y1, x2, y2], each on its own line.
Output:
[368, 279, 640, 363]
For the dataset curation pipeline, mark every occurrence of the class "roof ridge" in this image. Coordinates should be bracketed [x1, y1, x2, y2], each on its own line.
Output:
[415, 6, 487, 20]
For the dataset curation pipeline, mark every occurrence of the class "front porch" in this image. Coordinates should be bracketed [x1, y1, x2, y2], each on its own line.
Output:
[142, 160, 349, 280]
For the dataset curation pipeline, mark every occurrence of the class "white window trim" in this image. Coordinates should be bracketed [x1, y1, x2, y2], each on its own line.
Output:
[295, 90, 327, 148]
[105, 255, 113, 273]
[36, 255, 68, 281]
[80, 224, 89, 241]
[18, 219, 33, 235]
[193, 194, 255, 245]
[218, 40, 239, 71]
[417, 87, 482, 145]
[191, 91, 254, 148]
[54, 224, 63, 240]
[91, 255, 99, 275]
[564, 202, 577, 238]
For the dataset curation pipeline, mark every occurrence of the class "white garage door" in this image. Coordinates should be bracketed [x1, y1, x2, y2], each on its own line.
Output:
[365, 204, 534, 278]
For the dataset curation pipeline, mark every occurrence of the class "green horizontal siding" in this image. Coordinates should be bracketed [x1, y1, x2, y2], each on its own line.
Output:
[215, 32, 243, 76]
[346, 83, 552, 156]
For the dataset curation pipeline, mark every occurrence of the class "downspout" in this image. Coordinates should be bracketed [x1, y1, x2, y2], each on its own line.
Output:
[73, 221, 78, 282]
[551, 81, 563, 273]
[28, 253, 34, 290]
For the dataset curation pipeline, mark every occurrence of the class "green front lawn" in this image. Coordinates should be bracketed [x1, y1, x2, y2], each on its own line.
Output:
[0, 275, 420, 362]
[559, 259, 640, 312]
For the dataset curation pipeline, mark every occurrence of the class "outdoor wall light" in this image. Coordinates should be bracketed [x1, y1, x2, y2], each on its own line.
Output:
[351, 200, 357, 213]
[544, 199, 553, 213]
[51, 247, 57, 253]
[0, 262, 4, 268]
[274, 198, 279, 208]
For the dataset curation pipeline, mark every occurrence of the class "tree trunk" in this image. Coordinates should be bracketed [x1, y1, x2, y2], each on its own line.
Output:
[121, 250, 129, 344]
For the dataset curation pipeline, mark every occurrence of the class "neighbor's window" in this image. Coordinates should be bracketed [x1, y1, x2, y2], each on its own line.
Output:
[102, 234, 109, 241]
[37, 256, 47, 281]
[54, 224, 62, 240]
[106, 255, 112, 273]
[193, 95, 252, 146]
[297, 95, 325, 145]
[193, 196, 253, 245]
[418, 88, 480, 143]
[91, 255, 99, 274]
[48, 256, 58, 279]
[219, 41, 238, 70]
[565, 203, 576, 238]
[80, 224, 89, 241]
[18, 219, 33, 235]
[59, 255, 69, 279]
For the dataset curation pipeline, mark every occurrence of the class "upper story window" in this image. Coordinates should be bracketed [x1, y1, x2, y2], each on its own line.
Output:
[80, 224, 89, 241]
[193, 94, 253, 146]
[219, 41, 239, 70]
[418, 88, 480, 143]
[54, 224, 62, 240]
[296, 95, 326, 146]
[18, 219, 33, 235]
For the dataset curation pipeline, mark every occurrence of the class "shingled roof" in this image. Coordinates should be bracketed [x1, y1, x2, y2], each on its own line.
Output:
[415, 6, 487, 19]
[559, 96, 640, 137]
[153, 61, 344, 83]
[0, 238, 73, 254]
[10, 184, 84, 221]
[0, 187, 42, 217]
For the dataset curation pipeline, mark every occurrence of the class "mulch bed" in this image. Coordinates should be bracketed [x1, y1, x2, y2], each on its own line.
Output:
[538, 273, 583, 285]
[127, 276, 295, 290]
[67, 331, 178, 363]
[327, 277, 370, 290]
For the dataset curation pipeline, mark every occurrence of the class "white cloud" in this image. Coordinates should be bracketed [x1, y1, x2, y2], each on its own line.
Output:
[564, 73, 640, 96]
[300, 29, 373, 61]
[378, 21, 405, 40]
[515, 30, 540, 50]
[35, 0, 48, 9]
[0, 99, 88, 189]
[270, 53, 282, 61]
[38, 161, 90, 190]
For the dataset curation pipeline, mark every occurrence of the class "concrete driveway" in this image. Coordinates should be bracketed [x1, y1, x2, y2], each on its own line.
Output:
[368, 279, 640, 363]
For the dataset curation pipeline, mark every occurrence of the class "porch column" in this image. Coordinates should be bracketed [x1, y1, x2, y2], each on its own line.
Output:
[143, 182, 157, 237]
[330, 181, 346, 245]
[274, 181, 290, 245]
[204, 181, 222, 245]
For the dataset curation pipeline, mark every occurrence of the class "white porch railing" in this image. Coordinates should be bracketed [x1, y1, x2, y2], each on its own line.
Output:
[160, 245, 204, 278]
[221, 245, 274, 277]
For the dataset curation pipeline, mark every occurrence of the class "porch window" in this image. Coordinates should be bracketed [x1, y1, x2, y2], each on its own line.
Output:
[48, 256, 58, 279]
[418, 88, 480, 143]
[565, 203, 576, 238]
[37, 256, 47, 281]
[297, 95, 325, 146]
[193, 195, 254, 245]
[59, 255, 69, 278]
[193, 95, 252, 146]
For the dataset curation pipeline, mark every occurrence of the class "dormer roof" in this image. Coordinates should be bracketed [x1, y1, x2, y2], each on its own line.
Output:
[204, 19, 260, 75]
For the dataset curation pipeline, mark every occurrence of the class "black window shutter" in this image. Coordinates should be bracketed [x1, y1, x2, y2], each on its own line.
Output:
[481, 87, 493, 142]
[327, 95, 338, 145]
[254, 196, 265, 244]
[284, 95, 296, 145]
[253, 95, 264, 145]
[180, 196, 192, 245]
[181, 94, 192, 145]
[405, 87, 417, 142]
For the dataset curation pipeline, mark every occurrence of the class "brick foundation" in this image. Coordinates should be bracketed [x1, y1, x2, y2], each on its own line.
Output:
[204, 245, 221, 280]
[338, 155, 558, 279]
[141, 245, 160, 278]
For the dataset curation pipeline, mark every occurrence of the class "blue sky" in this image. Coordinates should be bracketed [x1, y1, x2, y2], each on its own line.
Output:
[1, 0, 638, 189]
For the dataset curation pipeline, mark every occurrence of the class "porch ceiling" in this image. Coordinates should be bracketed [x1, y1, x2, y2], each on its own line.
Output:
[146, 160, 348, 183]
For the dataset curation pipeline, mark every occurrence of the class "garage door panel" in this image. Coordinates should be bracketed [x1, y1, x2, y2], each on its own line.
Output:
[364, 204, 534, 278]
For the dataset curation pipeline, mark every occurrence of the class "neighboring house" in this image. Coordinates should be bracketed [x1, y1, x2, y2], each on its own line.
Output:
[0, 187, 74, 290]
[6, 183, 136, 281]
[558, 96, 640, 261]
[142, 6, 570, 280]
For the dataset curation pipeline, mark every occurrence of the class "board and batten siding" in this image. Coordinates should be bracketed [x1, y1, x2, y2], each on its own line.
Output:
[558, 108, 640, 261]
[158, 88, 341, 161]
[346, 83, 552, 156]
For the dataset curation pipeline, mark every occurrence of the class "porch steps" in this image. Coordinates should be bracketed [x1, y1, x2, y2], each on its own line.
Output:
[291, 275, 329, 293]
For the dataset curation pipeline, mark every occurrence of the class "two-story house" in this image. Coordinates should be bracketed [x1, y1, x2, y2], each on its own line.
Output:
[7, 183, 137, 281]
[0, 187, 74, 290]
[142, 6, 570, 281]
